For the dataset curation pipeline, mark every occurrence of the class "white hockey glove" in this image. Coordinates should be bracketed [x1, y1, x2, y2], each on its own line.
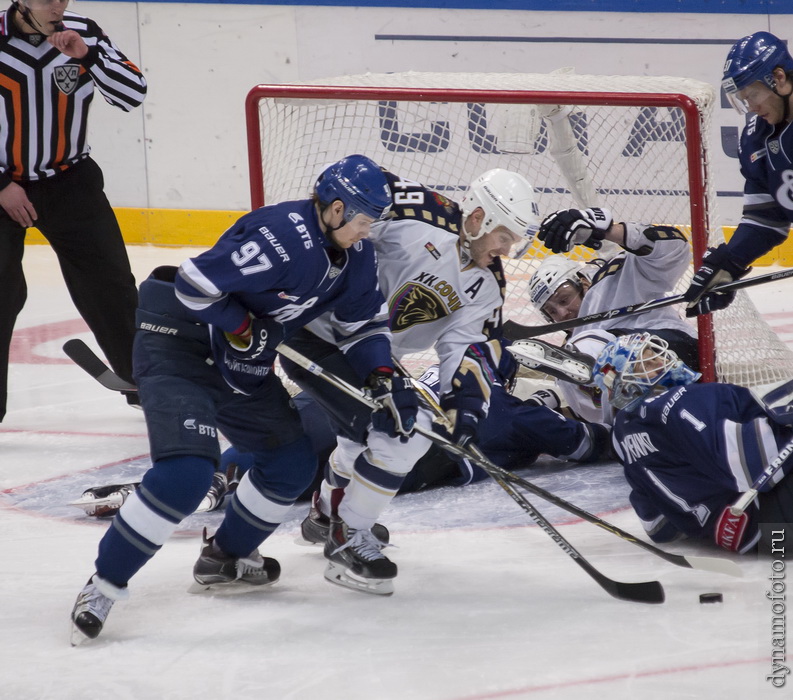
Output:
[538, 207, 613, 254]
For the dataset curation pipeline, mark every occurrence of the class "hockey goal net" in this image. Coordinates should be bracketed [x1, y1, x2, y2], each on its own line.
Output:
[246, 71, 793, 387]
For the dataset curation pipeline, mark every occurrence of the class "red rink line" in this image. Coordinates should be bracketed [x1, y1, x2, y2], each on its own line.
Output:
[456, 656, 765, 699]
[0, 427, 146, 439]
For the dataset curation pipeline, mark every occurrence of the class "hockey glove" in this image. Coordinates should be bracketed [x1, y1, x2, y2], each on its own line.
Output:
[439, 392, 486, 450]
[683, 244, 750, 318]
[714, 505, 749, 552]
[525, 387, 562, 411]
[367, 369, 418, 442]
[537, 207, 613, 254]
[224, 313, 284, 361]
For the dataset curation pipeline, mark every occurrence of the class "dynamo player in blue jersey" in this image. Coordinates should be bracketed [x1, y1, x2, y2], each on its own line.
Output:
[69, 155, 418, 644]
[685, 31, 793, 315]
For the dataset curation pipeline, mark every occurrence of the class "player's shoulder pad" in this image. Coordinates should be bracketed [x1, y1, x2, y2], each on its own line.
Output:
[383, 170, 463, 234]
[590, 254, 626, 285]
[641, 225, 686, 243]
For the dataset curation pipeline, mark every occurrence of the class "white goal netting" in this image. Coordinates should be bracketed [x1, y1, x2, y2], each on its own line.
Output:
[246, 70, 793, 387]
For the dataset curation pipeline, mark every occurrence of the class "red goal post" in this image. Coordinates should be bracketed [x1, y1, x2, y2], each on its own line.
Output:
[245, 71, 793, 388]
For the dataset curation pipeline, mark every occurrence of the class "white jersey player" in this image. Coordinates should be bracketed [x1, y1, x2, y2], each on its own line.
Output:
[528, 207, 696, 424]
[282, 168, 540, 594]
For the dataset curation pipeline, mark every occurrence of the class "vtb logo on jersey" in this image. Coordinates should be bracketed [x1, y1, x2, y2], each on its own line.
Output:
[388, 283, 448, 332]
[54, 64, 80, 95]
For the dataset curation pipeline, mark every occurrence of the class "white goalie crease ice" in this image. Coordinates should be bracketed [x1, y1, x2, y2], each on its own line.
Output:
[507, 339, 593, 385]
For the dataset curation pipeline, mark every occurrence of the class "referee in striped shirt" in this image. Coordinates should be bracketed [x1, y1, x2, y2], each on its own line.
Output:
[0, 0, 147, 421]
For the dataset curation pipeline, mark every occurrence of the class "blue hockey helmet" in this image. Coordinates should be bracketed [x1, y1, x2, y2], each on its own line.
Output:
[592, 332, 701, 412]
[314, 155, 392, 223]
[722, 32, 793, 112]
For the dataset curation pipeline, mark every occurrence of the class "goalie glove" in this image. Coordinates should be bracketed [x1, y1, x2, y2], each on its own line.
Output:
[714, 505, 750, 552]
[537, 207, 613, 254]
[683, 244, 750, 318]
[367, 368, 418, 442]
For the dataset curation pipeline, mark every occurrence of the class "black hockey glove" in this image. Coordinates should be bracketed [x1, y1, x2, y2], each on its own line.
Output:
[224, 313, 284, 361]
[537, 207, 613, 254]
[683, 244, 750, 318]
[524, 388, 562, 411]
[367, 369, 418, 442]
[439, 392, 486, 450]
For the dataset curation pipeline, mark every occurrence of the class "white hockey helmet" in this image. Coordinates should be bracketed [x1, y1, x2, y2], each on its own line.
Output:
[528, 254, 587, 320]
[460, 169, 540, 258]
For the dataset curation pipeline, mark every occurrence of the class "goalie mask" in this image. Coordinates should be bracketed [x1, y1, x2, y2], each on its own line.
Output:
[528, 254, 589, 321]
[314, 154, 392, 224]
[592, 332, 701, 412]
[722, 31, 793, 114]
[460, 169, 540, 259]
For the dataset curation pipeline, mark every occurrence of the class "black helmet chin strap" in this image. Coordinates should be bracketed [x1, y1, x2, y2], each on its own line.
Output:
[318, 201, 347, 254]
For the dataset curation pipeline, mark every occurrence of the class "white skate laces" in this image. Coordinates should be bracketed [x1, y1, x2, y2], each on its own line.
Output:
[332, 528, 392, 561]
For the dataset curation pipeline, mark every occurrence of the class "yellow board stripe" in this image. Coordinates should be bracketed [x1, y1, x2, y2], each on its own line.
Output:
[24, 208, 246, 248]
[22, 211, 793, 267]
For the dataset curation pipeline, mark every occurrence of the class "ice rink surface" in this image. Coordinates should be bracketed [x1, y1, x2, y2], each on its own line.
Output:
[2, 245, 792, 700]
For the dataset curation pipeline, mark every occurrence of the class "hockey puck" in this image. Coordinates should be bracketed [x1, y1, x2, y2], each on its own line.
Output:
[699, 593, 723, 604]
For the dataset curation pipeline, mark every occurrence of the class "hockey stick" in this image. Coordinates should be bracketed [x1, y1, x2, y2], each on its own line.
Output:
[62, 339, 137, 393]
[390, 358, 741, 578]
[729, 435, 793, 517]
[276, 342, 665, 604]
[502, 266, 793, 341]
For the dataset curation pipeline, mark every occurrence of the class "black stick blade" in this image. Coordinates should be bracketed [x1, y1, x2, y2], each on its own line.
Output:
[62, 339, 137, 393]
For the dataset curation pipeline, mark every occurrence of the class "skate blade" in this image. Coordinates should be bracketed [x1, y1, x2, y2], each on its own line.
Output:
[69, 621, 95, 647]
[323, 561, 394, 596]
[187, 578, 279, 595]
[508, 341, 592, 384]
[68, 494, 123, 510]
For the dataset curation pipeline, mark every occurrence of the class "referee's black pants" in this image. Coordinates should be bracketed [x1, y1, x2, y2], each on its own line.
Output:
[0, 157, 137, 421]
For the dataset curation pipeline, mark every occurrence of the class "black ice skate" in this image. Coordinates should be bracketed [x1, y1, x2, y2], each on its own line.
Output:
[70, 574, 127, 646]
[298, 491, 390, 546]
[190, 528, 280, 594]
[196, 471, 230, 513]
[69, 483, 138, 518]
[324, 517, 397, 596]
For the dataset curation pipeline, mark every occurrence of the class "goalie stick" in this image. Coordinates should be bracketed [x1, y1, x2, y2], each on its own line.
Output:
[276, 342, 665, 605]
[502, 266, 793, 341]
[62, 339, 137, 393]
[729, 435, 793, 517]
[390, 357, 741, 579]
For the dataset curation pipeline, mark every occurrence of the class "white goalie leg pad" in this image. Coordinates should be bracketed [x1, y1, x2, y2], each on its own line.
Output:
[508, 339, 593, 385]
